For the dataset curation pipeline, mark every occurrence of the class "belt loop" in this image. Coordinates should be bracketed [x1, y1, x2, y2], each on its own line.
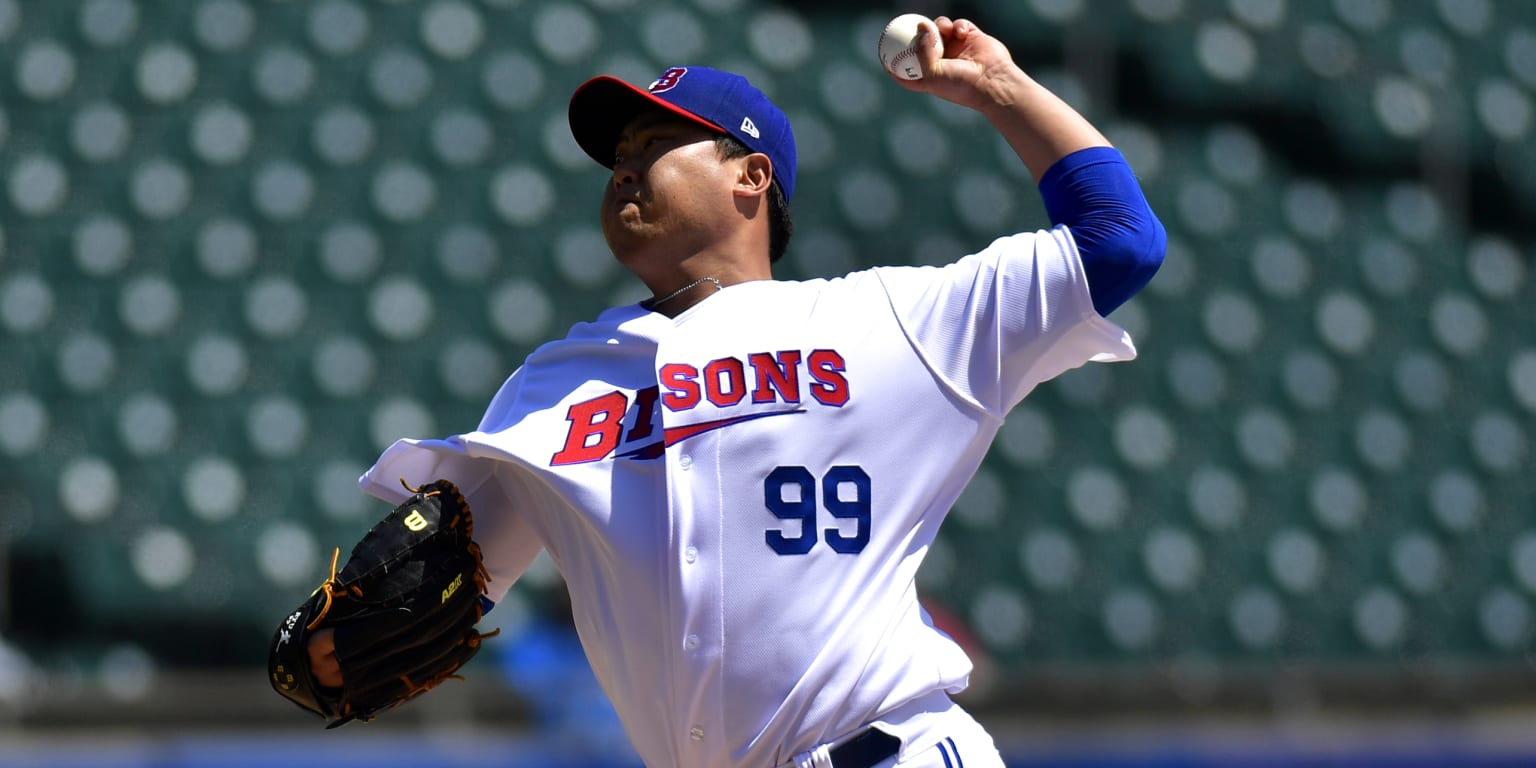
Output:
[809, 743, 834, 768]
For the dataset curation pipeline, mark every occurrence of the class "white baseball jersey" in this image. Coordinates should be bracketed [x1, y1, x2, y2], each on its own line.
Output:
[360, 225, 1135, 767]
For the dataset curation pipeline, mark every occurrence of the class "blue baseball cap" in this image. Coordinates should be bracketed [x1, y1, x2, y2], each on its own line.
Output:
[568, 66, 797, 201]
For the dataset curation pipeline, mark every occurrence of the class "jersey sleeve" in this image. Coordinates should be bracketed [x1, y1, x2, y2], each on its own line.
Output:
[873, 225, 1137, 416]
[361, 437, 544, 604]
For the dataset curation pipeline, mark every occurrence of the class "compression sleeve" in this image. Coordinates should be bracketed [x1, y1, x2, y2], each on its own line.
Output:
[1037, 146, 1166, 316]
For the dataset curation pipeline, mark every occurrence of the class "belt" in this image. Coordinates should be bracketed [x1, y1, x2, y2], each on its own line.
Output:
[827, 727, 900, 768]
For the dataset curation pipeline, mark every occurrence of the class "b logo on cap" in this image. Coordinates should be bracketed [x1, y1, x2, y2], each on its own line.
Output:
[649, 67, 688, 93]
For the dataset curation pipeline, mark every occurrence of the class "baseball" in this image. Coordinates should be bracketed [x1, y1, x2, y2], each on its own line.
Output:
[878, 13, 935, 81]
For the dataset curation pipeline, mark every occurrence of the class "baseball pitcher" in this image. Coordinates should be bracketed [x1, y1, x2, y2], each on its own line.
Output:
[274, 15, 1165, 768]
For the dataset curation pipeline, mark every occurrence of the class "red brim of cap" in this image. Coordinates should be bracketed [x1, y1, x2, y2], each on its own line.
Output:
[568, 75, 726, 169]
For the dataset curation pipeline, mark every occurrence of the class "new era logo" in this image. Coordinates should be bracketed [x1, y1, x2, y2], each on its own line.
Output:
[740, 116, 760, 139]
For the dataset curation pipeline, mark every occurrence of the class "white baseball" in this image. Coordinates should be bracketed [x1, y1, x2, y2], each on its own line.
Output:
[878, 13, 935, 81]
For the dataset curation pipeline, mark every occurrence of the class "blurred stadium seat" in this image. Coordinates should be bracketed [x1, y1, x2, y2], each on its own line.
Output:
[0, 0, 1531, 722]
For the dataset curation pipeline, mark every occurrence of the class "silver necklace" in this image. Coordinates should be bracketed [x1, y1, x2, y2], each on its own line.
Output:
[645, 276, 722, 310]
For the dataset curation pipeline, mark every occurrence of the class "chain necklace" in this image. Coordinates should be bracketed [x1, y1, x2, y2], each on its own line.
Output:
[645, 276, 722, 310]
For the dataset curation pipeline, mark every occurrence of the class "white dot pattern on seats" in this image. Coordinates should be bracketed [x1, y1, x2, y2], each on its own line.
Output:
[1310, 467, 1367, 532]
[316, 460, 370, 521]
[1373, 77, 1434, 138]
[533, 4, 600, 64]
[488, 279, 553, 342]
[1267, 528, 1323, 594]
[1353, 585, 1407, 650]
[130, 158, 192, 220]
[431, 109, 494, 167]
[1166, 347, 1227, 410]
[437, 224, 499, 283]
[191, 102, 253, 165]
[119, 274, 181, 337]
[195, 0, 254, 51]
[1428, 470, 1484, 534]
[1067, 466, 1128, 532]
[490, 165, 556, 226]
[247, 396, 309, 459]
[1393, 350, 1450, 412]
[244, 276, 308, 339]
[312, 106, 376, 166]
[368, 276, 435, 341]
[0, 392, 48, 457]
[132, 527, 195, 589]
[80, 0, 139, 47]
[370, 397, 436, 450]
[136, 43, 198, 104]
[371, 162, 436, 222]
[1103, 588, 1159, 651]
[1196, 21, 1257, 83]
[197, 217, 257, 279]
[308, 0, 368, 56]
[1315, 291, 1375, 355]
[642, 8, 706, 64]
[1143, 527, 1202, 592]
[421, 0, 484, 60]
[186, 333, 250, 396]
[256, 522, 319, 588]
[1115, 405, 1177, 469]
[1229, 587, 1284, 650]
[1202, 291, 1263, 353]
[1509, 349, 1536, 413]
[369, 48, 433, 109]
[481, 50, 545, 111]
[970, 585, 1032, 650]
[1188, 466, 1245, 532]
[9, 153, 68, 216]
[118, 392, 177, 457]
[319, 221, 382, 283]
[61, 456, 120, 523]
[183, 457, 245, 522]
[1466, 235, 1525, 299]
[58, 332, 117, 393]
[1476, 79, 1532, 141]
[1236, 407, 1294, 470]
[440, 338, 504, 402]
[1479, 588, 1532, 650]
[1299, 24, 1357, 80]
[0, 273, 54, 333]
[1390, 532, 1445, 595]
[1469, 411, 1528, 474]
[71, 101, 131, 162]
[839, 169, 899, 231]
[1020, 528, 1080, 592]
[997, 405, 1055, 468]
[313, 335, 378, 397]
[18, 40, 77, 100]
[253, 161, 315, 221]
[1354, 408, 1412, 473]
[951, 467, 1003, 528]
[4, 0, 1534, 672]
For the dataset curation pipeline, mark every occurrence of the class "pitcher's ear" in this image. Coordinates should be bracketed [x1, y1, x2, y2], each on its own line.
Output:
[736, 153, 773, 198]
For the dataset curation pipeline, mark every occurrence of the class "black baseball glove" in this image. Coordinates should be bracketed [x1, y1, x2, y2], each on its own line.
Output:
[268, 478, 497, 727]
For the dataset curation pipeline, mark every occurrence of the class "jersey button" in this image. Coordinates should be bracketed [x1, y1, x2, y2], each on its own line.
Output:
[684, 546, 698, 563]
[689, 726, 705, 741]
[679, 454, 692, 469]
[684, 634, 699, 650]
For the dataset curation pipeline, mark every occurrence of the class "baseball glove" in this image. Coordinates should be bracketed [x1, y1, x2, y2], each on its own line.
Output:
[268, 478, 497, 727]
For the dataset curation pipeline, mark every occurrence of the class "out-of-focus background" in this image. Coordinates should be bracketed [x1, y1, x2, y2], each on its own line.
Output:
[1, 0, 1534, 765]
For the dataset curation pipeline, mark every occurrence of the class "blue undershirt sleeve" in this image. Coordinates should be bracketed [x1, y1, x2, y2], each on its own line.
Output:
[1036, 146, 1167, 317]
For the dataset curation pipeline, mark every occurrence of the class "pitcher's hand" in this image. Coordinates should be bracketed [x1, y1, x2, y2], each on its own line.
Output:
[889, 17, 1026, 114]
[308, 628, 343, 688]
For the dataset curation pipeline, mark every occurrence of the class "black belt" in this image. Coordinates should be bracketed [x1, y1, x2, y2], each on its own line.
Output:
[827, 728, 900, 768]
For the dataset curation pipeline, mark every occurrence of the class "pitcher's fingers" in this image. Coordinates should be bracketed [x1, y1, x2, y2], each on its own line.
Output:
[308, 628, 344, 688]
